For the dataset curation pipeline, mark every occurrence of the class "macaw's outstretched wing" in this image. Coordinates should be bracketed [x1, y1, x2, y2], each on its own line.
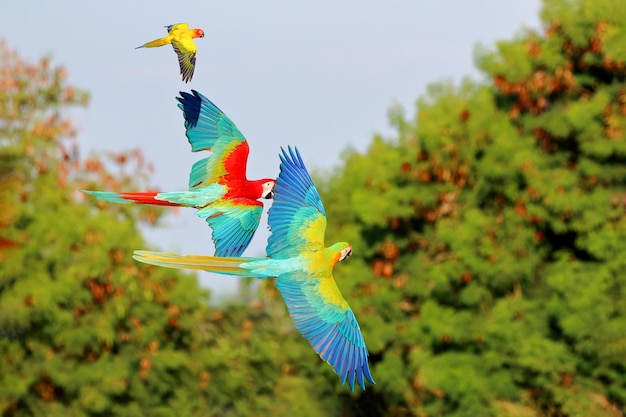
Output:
[267, 147, 326, 259]
[177, 90, 250, 188]
[276, 274, 374, 391]
[196, 199, 263, 257]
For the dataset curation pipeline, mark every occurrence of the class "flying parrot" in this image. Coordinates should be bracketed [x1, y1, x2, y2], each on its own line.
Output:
[82, 90, 276, 257]
[136, 23, 205, 82]
[133, 147, 375, 391]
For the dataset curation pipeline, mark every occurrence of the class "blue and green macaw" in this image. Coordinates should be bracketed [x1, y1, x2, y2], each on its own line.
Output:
[134, 147, 375, 390]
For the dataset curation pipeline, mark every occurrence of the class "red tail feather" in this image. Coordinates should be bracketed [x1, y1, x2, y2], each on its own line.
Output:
[120, 192, 181, 207]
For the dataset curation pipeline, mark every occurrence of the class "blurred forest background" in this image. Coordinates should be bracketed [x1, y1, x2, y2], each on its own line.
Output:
[2, 0, 626, 416]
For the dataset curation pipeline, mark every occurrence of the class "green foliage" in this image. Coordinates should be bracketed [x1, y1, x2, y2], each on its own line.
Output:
[0, 40, 218, 416]
[317, 0, 626, 415]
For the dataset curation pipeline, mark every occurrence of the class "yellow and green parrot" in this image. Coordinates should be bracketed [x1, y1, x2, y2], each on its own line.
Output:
[134, 147, 375, 391]
[136, 23, 204, 82]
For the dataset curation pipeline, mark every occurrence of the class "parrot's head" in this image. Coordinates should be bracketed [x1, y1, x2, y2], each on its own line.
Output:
[261, 180, 276, 199]
[339, 244, 353, 262]
[334, 242, 353, 263]
[194, 29, 205, 39]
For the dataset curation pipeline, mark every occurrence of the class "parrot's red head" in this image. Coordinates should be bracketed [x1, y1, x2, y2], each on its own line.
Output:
[261, 180, 276, 199]
[193, 29, 205, 39]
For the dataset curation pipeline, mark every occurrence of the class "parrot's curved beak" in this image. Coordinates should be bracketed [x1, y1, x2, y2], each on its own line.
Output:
[264, 190, 274, 199]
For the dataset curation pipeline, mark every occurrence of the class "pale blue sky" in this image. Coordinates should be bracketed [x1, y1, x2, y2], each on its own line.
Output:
[2, 1, 542, 298]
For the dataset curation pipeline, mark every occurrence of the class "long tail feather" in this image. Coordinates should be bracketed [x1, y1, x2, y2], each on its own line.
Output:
[81, 190, 181, 207]
[133, 250, 261, 276]
[136, 36, 171, 49]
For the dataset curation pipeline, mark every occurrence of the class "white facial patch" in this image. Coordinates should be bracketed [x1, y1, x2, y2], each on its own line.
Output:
[262, 181, 275, 199]
[339, 246, 353, 262]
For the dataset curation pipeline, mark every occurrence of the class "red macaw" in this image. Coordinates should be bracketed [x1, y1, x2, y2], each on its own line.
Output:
[136, 23, 204, 83]
[82, 90, 275, 257]
[133, 147, 375, 391]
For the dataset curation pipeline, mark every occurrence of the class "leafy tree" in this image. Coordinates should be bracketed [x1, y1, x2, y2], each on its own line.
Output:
[318, 0, 626, 416]
[0, 39, 207, 416]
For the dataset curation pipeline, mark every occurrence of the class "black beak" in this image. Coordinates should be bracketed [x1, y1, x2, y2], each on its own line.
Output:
[264, 191, 274, 199]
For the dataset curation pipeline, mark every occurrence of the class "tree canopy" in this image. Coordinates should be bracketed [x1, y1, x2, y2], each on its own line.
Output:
[319, 0, 626, 415]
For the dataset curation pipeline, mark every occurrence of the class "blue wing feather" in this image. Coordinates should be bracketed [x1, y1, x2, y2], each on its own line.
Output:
[267, 147, 326, 259]
[275, 277, 374, 391]
[177, 90, 245, 153]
